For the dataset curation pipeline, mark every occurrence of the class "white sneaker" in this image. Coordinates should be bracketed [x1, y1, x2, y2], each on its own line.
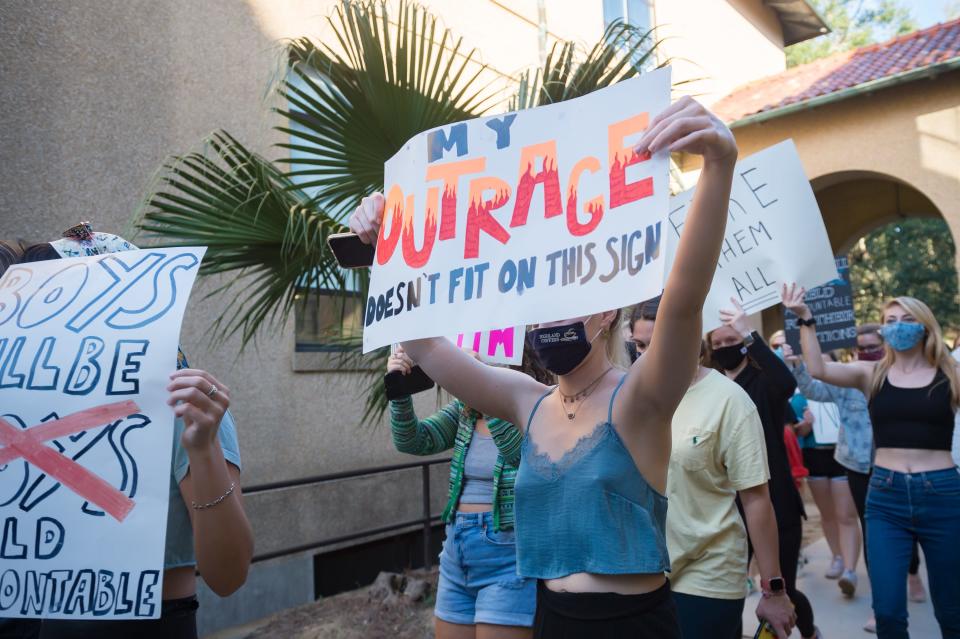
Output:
[825, 555, 844, 579]
[839, 569, 858, 597]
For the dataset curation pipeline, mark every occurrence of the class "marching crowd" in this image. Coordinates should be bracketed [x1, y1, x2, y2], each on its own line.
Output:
[2, 97, 959, 639]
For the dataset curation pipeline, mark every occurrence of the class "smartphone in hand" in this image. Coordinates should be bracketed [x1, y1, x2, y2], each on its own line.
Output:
[384, 365, 435, 400]
[327, 232, 375, 269]
[753, 621, 779, 639]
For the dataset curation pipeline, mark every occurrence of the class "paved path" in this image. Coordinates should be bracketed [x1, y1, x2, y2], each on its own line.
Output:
[741, 537, 939, 638]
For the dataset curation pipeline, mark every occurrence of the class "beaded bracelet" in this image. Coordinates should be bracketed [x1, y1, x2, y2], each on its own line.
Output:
[191, 482, 236, 510]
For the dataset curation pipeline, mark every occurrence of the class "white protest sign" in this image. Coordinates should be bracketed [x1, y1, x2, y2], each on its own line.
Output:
[450, 326, 525, 365]
[362, 68, 672, 352]
[666, 140, 836, 332]
[808, 399, 841, 445]
[0, 247, 205, 620]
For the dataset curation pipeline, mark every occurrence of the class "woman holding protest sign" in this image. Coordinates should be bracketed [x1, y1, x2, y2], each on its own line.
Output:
[386, 344, 550, 638]
[629, 297, 795, 639]
[351, 97, 749, 638]
[12, 227, 253, 639]
[783, 284, 960, 639]
[707, 301, 820, 639]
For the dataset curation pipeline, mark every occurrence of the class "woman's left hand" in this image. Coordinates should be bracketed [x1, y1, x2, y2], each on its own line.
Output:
[167, 369, 230, 452]
[635, 96, 737, 163]
[719, 297, 753, 338]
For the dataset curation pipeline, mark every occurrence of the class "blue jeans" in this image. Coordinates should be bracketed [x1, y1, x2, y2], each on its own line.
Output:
[866, 466, 960, 639]
[436, 511, 536, 627]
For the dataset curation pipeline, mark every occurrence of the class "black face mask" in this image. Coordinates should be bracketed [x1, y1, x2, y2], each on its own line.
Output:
[712, 343, 747, 371]
[625, 340, 638, 364]
[530, 322, 594, 375]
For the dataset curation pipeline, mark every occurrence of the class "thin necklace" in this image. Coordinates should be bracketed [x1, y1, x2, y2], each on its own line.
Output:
[557, 367, 612, 421]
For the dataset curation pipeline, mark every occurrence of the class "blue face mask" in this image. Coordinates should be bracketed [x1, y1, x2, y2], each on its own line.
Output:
[881, 321, 925, 352]
[774, 346, 784, 360]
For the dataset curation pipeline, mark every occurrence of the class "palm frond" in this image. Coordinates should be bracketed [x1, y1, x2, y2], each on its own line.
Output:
[275, 0, 503, 218]
[136, 130, 348, 348]
[511, 21, 663, 110]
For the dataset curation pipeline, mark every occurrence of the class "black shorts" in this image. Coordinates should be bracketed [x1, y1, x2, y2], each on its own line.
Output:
[802, 447, 845, 479]
[533, 579, 680, 638]
[38, 596, 197, 639]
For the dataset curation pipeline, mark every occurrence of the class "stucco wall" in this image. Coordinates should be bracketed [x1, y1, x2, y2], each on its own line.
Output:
[653, 0, 786, 105]
[729, 70, 960, 267]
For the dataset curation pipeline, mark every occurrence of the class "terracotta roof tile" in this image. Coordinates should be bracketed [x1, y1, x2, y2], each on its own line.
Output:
[714, 18, 960, 123]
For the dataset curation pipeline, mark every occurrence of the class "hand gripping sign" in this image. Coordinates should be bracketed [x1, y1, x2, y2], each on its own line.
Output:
[362, 68, 672, 352]
[0, 247, 204, 620]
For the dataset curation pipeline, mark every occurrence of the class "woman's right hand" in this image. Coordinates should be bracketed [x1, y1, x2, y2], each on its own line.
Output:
[349, 193, 385, 245]
[387, 346, 415, 375]
[782, 282, 813, 321]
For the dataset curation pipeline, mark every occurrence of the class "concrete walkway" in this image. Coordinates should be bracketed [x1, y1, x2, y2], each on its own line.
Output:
[741, 537, 940, 638]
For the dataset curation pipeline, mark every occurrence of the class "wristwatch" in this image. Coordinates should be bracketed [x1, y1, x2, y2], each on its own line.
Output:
[796, 316, 817, 327]
[761, 577, 786, 598]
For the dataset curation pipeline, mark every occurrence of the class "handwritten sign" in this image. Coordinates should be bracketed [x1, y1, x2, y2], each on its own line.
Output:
[0, 247, 204, 620]
[451, 326, 525, 365]
[784, 257, 856, 353]
[362, 68, 672, 352]
[666, 140, 836, 332]
[808, 399, 842, 445]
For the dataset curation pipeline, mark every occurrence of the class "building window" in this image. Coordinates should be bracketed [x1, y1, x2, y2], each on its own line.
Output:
[603, 0, 652, 33]
[294, 287, 364, 353]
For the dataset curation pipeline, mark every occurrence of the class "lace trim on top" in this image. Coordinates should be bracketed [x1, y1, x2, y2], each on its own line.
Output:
[522, 421, 613, 481]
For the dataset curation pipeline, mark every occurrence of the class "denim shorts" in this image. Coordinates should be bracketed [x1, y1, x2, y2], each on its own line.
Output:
[435, 511, 536, 627]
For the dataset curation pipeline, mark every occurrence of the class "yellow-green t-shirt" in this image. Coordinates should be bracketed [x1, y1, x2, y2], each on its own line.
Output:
[667, 369, 769, 599]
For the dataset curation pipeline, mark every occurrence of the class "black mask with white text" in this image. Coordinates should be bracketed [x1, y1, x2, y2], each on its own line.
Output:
[530, 322, 594, 375]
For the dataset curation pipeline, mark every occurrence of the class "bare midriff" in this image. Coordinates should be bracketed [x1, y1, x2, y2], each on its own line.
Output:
[875, 448, 956, 473]
[544, 571, 666, 594]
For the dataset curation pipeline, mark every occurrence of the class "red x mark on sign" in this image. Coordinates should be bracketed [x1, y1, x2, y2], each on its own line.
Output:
[0, 400, 141, 522]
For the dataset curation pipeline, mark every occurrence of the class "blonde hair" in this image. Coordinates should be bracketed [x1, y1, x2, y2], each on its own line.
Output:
[769, 329, 786, 345]
[869, 296, 960, 409]
[604, 309, 631, 369]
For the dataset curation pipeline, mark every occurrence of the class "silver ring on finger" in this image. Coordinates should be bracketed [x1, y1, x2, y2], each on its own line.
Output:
[207, 385, 219, 398]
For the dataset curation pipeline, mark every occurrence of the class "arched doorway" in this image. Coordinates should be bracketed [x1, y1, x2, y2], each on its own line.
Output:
[760, 171, 957, 335]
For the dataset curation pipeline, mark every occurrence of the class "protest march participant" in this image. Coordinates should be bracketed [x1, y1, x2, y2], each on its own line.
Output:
[783, 284, 960, 639]
[772, 331, 859, 592]
[387, 344, 551, 639]
[7, 225, 253, 639]
[351, 96, 737, 638]
[629, 298, 795, 639]
[707, 301, 820, 639]
[788, 324, 927, 630]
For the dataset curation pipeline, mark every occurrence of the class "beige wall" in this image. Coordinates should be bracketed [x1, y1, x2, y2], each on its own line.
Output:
[653, 0, 786, 105]
[728, 72, 960, 334]
[729, 72, 960, 258]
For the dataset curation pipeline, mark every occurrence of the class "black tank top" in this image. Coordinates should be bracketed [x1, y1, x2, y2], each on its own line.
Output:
[870, 370, 955, 451]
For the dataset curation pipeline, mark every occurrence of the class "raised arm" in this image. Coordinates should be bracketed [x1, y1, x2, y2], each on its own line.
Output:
[621, 97, 738, 426]
[793, 361, 838, 403]
[401, 337, 545, 430]
[349, 196, 547, 429]
[387, 348, 461, 454]
[390, 396, 462, 455]
[720, 298, 797, 400]
[782, 283, 873, 396]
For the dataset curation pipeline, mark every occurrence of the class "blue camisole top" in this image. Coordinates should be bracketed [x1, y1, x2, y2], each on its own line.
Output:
[514, 375, 670, 579]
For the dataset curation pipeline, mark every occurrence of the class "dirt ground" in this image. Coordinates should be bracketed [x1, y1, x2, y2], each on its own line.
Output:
[227, 569, 439, 639]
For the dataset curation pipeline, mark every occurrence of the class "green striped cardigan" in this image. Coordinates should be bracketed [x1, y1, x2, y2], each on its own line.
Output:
[389, 396, 523, 532]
